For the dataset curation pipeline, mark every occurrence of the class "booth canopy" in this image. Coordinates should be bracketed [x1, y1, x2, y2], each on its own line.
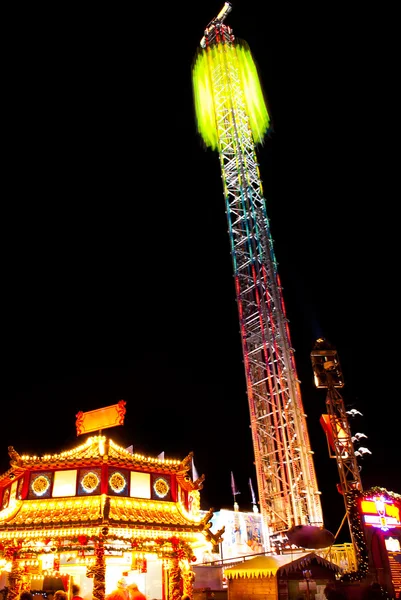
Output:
[225, 552, 342, 579]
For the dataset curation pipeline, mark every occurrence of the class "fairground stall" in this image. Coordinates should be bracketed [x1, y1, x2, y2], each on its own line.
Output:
[224, 552, 342, 600]
[356, 487, 401, 597]
[0, 413, 223, 600]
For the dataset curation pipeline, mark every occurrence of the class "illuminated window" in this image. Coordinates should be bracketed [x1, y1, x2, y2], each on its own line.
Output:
[52, 470, 77, 497]
[130, 472, 151, 499]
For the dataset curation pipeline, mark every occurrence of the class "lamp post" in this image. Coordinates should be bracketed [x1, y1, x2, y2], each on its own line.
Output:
[302, 569, 312, 600]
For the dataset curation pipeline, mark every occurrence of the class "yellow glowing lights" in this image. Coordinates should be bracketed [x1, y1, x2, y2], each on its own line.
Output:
[31, 475, 51, 496]
[109, 440, 180, 464]
[236, 43, 270, 143]
[192, 50, 216, 149]
[0, 526, 99, 540]
[0, 499, 21, 522]
[109, 471, 126, 493]
[81, 471, 100, 493]
[18, 436, 181, 466]
[192, 40, 270, 150]
[21, 436, 100, 462]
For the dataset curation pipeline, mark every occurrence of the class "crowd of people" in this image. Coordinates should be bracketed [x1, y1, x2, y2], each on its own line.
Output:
[16, 581, 148, 600]
[106, 579, 146, 600]
[15, 580, 401, 600]
[104, 578, 190, 600]
[323, 582, 401, 600]
[15, 579, 193, 600]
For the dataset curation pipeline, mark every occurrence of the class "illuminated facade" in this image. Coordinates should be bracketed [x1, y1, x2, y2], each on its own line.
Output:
[358, 488, 401, 597]
[0, 436, 223, 600]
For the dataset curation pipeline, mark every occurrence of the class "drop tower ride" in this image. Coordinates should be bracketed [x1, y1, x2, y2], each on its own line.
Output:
[192, 3, 324, 541]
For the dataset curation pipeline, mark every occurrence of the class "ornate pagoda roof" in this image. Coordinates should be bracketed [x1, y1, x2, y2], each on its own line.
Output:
[1, 436, 205, 492]
[6, 437, 183, 474]
[0, 436, 222, 546]
[0, 495, 212, 533]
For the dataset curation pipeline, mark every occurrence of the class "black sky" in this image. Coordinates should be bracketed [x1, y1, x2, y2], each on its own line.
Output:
[2, 2, 399, 544]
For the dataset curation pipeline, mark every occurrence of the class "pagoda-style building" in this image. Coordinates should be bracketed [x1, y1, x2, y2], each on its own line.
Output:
[0, 434, 224, 600]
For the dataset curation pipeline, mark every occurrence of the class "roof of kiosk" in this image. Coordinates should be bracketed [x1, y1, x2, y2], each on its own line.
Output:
[225, 552, 342, 579]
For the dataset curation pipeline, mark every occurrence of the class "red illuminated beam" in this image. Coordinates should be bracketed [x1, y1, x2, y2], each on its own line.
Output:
[320, 414, 350, 457]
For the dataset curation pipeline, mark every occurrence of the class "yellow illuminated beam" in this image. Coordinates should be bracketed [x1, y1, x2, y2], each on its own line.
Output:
[192, 41, 270, 150]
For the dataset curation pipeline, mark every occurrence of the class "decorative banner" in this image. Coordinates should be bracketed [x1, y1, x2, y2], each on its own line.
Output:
[76, 400, 126, 436]
[320, 414, 349, 456]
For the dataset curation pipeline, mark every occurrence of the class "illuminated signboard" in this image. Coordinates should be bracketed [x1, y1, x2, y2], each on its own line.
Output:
[360, 495, 401, 531]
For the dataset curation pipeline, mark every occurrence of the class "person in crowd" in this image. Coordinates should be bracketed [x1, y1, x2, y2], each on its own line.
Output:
[71, 584, 83, 600]
[127, 582, 146, 600]
[71, 583, 84, 600]
[106, 579, 130, 600]
[323, 583, 347, 599]
[18, 593, 33, 600]
[362, 582, 390, 599]
[181, 595, 191, 600]
[53, 591, 68, 600]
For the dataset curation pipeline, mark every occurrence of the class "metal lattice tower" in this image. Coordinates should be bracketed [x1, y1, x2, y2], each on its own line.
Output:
[193, 4, 324, 538]
[311, 338, 363, 562]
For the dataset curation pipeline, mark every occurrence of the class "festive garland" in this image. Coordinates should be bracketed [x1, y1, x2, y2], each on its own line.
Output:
[0, 532, 197, 600]
[87, 545, 105, 600]
[151, 536, 197, 562]
[168, 559, 182, 600]
[0, 534, 197, 562]
[182, 569, 196, 598]
[339, 489, 369, 582]
[366, 487, 401, 501]
[325, 486, 399, 583]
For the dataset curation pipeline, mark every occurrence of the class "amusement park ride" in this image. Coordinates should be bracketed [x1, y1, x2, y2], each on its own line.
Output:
[311, 340, 363, 550]
[0, 4, 399, 600]
[192, 2, 401, 595]
[193, 1, 323, 543]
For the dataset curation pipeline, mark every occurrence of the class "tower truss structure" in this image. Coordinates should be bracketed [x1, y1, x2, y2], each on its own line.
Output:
[311, 339, 363, 564]
[193, 4, 324, 537]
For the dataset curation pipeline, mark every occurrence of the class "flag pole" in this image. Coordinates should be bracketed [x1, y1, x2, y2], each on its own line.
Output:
[249, 477, 259, 513]
[230, 471, 240, 511]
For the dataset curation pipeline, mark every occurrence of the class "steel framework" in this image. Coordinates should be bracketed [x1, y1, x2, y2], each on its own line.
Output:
[194, 4, 324, 537]
[311, 339, 363, 563]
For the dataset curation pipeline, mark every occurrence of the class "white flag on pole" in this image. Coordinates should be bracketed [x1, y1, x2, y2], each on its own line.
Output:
[249, 477, 257, 504]
[231, 471, 240, 496]
[192, 457, 199, 481]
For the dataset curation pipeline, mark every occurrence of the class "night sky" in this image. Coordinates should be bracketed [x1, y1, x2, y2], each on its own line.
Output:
[2, 2, 399, 545]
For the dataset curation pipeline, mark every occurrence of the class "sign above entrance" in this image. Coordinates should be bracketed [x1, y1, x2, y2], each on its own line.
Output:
[76, 400, 127, 436]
